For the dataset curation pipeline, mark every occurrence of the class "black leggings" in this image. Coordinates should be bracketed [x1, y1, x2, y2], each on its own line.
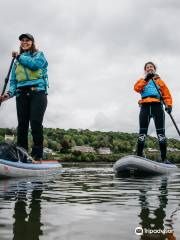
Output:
[16, 91, 47, 158]
[136, 102, 166, 160]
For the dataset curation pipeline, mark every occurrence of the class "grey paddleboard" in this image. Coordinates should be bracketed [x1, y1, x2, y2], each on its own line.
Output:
[113, 155, 178, 177]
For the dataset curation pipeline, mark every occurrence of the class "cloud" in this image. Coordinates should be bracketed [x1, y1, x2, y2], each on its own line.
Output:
[0, 0, 180, 138]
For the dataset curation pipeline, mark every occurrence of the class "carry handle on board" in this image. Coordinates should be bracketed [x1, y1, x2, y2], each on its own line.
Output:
[0, 57, 16, 107]
[152, 79, 180, 137]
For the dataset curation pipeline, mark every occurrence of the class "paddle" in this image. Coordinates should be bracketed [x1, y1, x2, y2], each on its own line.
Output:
[0, 57, 16, 107]
[152, 79, 180, 137]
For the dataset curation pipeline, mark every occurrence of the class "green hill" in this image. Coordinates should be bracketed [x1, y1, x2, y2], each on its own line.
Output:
[0, 128, 180, 163]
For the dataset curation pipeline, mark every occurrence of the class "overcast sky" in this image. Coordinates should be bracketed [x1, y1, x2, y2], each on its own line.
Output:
[0, 0, 180, 138]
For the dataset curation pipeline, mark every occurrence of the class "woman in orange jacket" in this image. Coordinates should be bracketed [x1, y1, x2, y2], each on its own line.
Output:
[134, 61, 172, 162]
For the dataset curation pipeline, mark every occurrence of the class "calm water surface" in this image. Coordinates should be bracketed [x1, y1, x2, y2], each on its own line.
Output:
[0, 162, 180, 240]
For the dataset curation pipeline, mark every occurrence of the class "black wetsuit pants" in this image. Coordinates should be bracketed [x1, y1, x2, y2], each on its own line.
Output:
[16, 91, 47, 159]
[136, 102, 166, 161]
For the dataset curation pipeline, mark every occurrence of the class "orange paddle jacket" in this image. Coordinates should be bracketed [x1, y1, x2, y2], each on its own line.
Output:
[134, 75, 172, 107]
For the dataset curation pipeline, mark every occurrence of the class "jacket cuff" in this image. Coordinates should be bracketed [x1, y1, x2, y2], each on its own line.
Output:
[7, 91, 14, 97]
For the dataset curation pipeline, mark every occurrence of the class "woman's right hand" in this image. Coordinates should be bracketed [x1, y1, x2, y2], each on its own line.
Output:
[0, 93, 10, 102]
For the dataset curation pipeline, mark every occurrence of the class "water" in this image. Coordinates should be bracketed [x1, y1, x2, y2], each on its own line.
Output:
[0, 162, 180, 240]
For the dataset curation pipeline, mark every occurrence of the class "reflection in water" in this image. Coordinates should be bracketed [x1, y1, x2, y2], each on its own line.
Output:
[138, 178, 176, 240]
[13, 188, 43, 240]
[0, 180, 44, 240]
[0, 164, 179, 240]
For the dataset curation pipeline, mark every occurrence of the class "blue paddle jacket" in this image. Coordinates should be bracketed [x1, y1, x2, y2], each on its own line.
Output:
[8, 51, 48, 97]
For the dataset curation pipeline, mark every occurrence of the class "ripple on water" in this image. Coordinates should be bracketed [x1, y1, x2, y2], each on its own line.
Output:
[0, 164, 180, 240]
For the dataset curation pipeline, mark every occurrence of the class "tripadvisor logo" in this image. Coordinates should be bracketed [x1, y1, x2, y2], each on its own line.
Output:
[135, 227, 174, 235]
[135, 227, 143, 236]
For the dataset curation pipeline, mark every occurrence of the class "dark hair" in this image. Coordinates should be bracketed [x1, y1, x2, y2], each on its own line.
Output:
[19, 42, 38, 54]
[144, 62, 156, 71]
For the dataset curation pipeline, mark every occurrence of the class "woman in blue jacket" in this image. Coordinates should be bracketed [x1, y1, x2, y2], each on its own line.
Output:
[2, 33, 48, 160]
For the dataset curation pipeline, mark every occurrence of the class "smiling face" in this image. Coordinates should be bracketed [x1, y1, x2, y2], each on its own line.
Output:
[144, 63, 156, 74]
[20, 37, 33, 51]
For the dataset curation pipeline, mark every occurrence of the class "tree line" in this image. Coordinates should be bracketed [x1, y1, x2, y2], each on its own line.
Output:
[1, 128, 180, 162]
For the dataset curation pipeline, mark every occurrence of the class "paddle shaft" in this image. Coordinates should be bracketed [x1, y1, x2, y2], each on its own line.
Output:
[0, 57, 16, 106]
[152, 79, 180, 137]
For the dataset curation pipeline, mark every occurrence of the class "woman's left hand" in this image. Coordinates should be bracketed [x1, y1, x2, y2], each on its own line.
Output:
[165, 105, 172, 114]
[12, 51, 19, 58]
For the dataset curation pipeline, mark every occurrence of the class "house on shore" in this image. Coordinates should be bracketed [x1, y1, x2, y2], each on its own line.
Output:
[71, 146, 95, 153]
[5, 134, 15, 143]
[167, 147, 180, 152]
[98, 147, 111, 155]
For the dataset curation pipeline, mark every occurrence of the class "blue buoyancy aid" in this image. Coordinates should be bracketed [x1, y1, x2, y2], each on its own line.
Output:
[8, 51, 48, 96]
[141, 79, 161, 99]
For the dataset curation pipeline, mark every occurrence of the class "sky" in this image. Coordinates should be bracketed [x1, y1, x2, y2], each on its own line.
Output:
[0, 0, 180, 138]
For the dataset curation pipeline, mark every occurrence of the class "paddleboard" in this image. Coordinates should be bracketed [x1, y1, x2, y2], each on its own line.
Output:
[113, 155, 178, 177]
[0, 159, 63, 178]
